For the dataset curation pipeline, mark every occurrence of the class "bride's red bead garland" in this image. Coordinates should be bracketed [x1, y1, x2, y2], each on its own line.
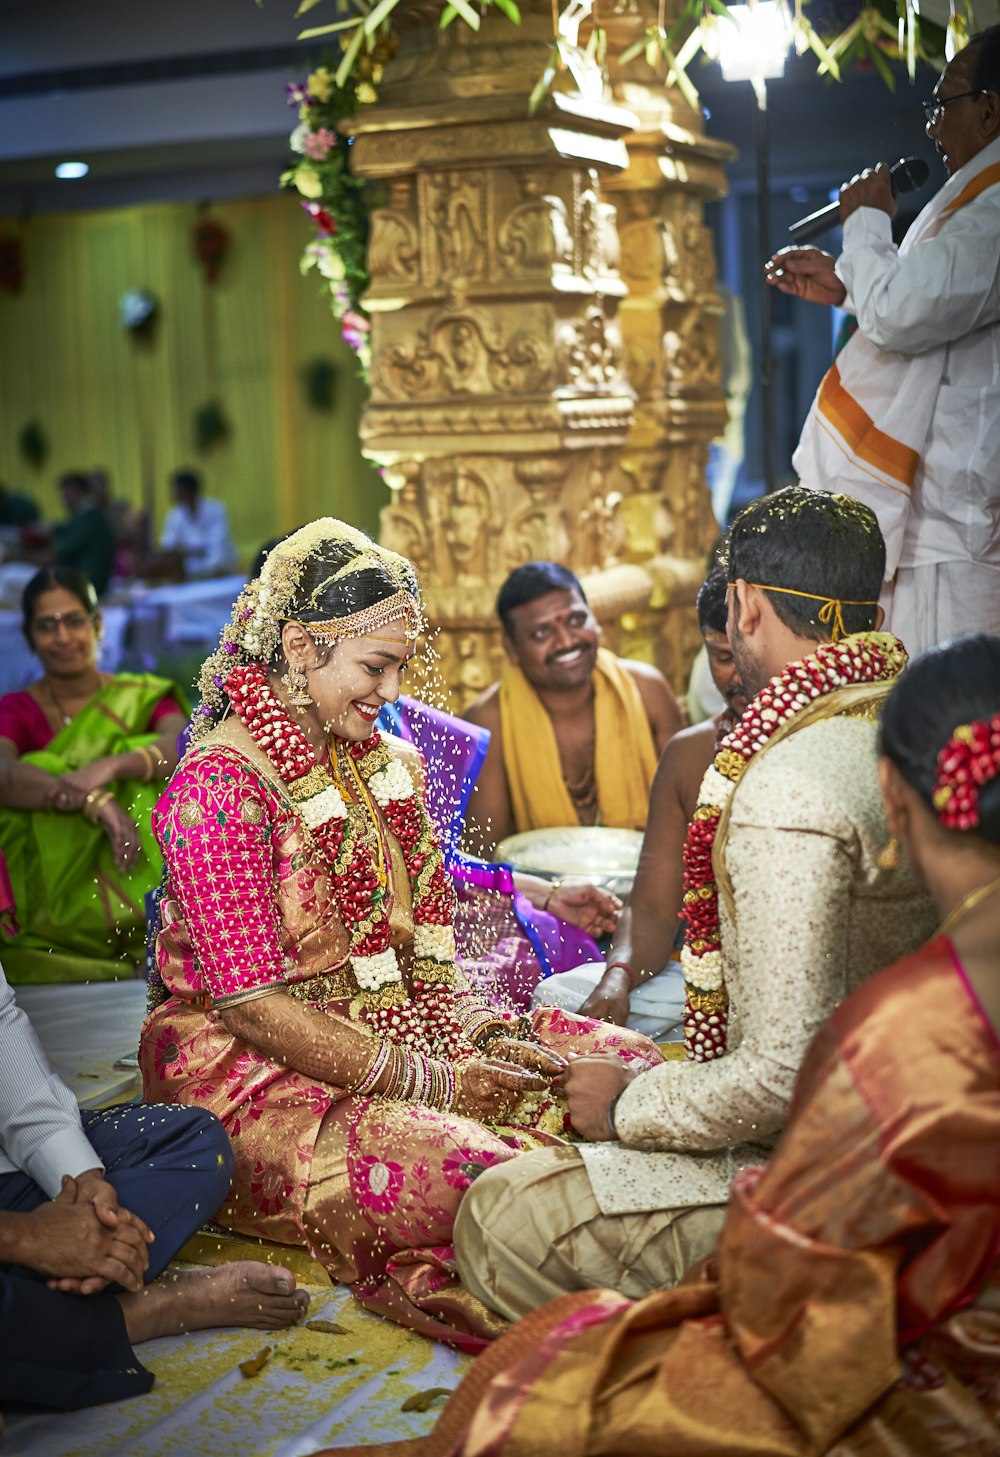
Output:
[224, 660, 471, 1058]
[680, 632, 908, 1063]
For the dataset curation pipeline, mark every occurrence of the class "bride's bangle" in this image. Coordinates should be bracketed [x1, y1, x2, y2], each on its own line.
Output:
[541, 879, 562, 913]
[354, 1036, 394, 1096]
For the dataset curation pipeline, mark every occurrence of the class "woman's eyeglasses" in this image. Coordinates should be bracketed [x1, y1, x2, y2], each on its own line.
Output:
[32, 611, 94, 636]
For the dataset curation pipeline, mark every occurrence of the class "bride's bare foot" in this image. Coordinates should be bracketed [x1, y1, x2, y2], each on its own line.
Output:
[118, 1260, 309, 1345]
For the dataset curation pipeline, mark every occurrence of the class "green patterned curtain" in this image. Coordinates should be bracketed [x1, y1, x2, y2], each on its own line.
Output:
[0, 195, 382, 564]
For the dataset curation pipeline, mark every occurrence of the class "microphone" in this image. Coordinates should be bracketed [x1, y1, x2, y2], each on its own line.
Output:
[787, 157, 931, 243]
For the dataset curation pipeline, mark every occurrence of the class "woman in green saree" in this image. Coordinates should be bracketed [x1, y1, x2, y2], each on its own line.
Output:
[0, 568, 188, 982]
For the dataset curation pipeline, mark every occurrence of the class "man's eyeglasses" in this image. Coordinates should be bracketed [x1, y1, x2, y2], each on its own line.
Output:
[922, 89, 987, 125]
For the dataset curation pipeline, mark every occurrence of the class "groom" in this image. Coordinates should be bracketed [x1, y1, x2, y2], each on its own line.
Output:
[453, 488, 938, 1321]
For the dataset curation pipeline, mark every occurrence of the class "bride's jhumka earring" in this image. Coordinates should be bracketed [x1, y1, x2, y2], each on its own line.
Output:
[877, 834, 900, 871]
[281, 661, 312, 713]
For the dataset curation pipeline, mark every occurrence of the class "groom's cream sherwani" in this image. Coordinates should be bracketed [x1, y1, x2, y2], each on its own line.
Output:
[454, 710, 938, 1320]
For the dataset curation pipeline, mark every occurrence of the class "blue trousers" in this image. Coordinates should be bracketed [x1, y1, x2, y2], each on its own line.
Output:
[0, 1102, 233, 1411]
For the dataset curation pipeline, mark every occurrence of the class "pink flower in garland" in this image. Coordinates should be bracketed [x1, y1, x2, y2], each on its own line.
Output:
[341, 310, 371, 352]
[303, 127, 337, 161]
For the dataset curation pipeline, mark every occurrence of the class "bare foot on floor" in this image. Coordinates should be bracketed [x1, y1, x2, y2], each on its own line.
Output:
[118, 1261, 309, 1344]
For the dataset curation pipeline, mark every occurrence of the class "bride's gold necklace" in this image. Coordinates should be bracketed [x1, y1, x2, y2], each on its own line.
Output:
[936, 874, 1000, 938]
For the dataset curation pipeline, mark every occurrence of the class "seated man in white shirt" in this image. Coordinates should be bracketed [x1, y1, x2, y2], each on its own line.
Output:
[0, 962, 307, 1413]
[159, 469, 237, 579]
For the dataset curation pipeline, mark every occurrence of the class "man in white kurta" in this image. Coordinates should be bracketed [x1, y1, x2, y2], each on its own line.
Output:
[160, 469, 237, 578]
[453, 490, 938, 1322]
[767, 29, 1000, 657]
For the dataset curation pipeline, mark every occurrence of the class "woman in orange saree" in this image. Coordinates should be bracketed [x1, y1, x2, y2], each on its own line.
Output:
[331, 635, 1000, 1455]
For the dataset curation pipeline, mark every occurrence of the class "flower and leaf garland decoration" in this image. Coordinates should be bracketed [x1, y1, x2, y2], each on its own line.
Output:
[680, 631, 908, 1063]
[282, 60, 383, 374]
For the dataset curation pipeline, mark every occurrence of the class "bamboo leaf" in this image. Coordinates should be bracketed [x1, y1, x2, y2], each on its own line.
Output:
[439, 1, 459, 22]
[445, 0, 482, 29]
[334, 22, 366, 86]
[300, 17, 364, 38]
[490, 0, 522, 22]
[869, 39, 896, 89]
[364, 0, 401, 34]
[618, 34, 650, 64]
[528, 45, 559, 114]
[662, 43, 701, 110]
[673, 26, 704, 71]
[798, 17, 841, 79]
[295, 0, 329, 16]
[826, 15, 864, 59]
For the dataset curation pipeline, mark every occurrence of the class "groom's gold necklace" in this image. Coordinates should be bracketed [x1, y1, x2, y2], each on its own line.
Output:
[936, 874, 1000, 938]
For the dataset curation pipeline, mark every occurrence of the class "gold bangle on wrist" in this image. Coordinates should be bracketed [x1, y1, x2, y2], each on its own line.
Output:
[135, 745, 155, 781]
[542, 879, 562, 913]
[83, 788, 113, 824]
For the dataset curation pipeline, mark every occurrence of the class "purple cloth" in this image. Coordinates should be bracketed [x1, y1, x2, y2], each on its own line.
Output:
[380, 696, 601, 1008]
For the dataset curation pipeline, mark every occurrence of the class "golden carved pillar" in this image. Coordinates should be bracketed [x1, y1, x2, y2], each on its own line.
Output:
[348, 4, 640, 707]
[594, 2, 737, 686]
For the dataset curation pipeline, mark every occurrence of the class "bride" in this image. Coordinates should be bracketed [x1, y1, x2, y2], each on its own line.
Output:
[140, 518, 660, 1348]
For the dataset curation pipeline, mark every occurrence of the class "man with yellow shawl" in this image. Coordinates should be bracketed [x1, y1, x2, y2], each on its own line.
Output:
[464, 563, 684, 855]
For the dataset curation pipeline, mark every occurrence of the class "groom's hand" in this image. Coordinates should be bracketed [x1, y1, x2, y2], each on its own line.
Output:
[560, 1054, 638, 1141]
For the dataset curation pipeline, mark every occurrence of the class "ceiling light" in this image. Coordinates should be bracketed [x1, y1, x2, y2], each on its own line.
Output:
[717, 3, 792, 82]
[55, 161, 89, 180]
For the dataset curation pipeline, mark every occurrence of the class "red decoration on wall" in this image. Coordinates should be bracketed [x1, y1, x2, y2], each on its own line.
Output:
[0, 236, 25, 296]
[192, 218, 231, 284]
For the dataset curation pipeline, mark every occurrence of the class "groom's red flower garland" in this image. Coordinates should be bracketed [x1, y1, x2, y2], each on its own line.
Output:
[680, 632, 908, 1063]
[225, 661, 469, 1057]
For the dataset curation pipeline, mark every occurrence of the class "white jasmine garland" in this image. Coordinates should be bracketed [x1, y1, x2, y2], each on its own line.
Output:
[414, 925, 456, 962]
[352, 948, 402, 990]
[368, 760, 415, 807]
[698, 765, 738, 812]
[681, 945, 723, 992]
[300, 786, 349, 829]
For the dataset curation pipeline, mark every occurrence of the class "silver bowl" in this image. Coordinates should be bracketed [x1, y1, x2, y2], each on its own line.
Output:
[494, 826, 644, 900]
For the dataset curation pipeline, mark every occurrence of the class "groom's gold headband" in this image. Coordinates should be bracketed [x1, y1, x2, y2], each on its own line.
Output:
[747, 583, 878, 643]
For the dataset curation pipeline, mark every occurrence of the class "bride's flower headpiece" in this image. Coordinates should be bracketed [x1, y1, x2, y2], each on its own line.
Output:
[192, 518, 423, 739]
